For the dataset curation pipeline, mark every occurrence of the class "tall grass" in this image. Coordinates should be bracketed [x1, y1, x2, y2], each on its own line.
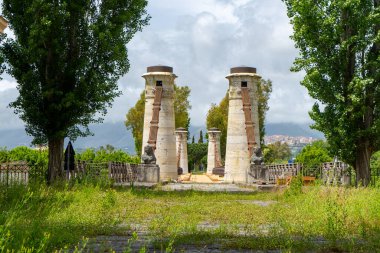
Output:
[1, 180, 380, 252]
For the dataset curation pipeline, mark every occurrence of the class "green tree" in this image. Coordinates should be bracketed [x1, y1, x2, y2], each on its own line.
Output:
[187, 143, 208, 172]
[125, 92, 145, 153]
[1, 0, 150, 183]
[76, 147, 139, 164]
[206, 93, 229, 159]
[206, 79, 272, 158]
[192, 136, 195, 144]
[283, 0, 379, 186]
[198, 130, 204, 143]
[174, 85, 192, 134]
[296, 140, 332, 175]
[125, 85, 191, 154]
[264, 142, 292, 164]
[258, 79, 273, 146]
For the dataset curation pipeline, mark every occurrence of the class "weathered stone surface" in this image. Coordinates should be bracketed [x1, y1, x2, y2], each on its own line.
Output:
[224, 68, 261, 183]
[207, 128, 222, 174]
[161, 183, 257, 192]
[141, 67, 177, 180]
[248, 165, 268, 184]
[175, 128, 188, 174]
[136, 164, 160, 183]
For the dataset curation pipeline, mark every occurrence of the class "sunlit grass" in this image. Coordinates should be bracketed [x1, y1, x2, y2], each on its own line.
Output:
[1, 181, 380, 252]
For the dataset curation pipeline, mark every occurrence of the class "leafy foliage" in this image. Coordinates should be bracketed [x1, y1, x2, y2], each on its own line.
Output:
[174, 85, 192, 135]
[0, 145, 139, 165]
[0, 146, 48, 166]
[283, 0, 380, 185]
[76, 146, 140, 164]
[198, 130, 204, 143]
[125, 91, 145, 154]
[1, 0, 150, 143]
[371, 151, 380, 172]
[125, 85, 191, 154]
[187, 143, 208, 172]
[263, 142, 292, 164]
[206, 93, 229, 159]
[1, 0, 150, 182]
[296, 140, 332, 170]
[257, 79, 273, 146]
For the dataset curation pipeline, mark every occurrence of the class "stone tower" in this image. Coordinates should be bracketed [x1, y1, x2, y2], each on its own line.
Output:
[207, 128, 222, 174]
[141, 66, 177, 180]
[224, 67, 261, 183]
[175, 128, 188, 174]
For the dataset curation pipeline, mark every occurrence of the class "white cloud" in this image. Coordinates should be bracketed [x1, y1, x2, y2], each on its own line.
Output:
[0, 0, 316, 133]
[0, 79, 17, 92]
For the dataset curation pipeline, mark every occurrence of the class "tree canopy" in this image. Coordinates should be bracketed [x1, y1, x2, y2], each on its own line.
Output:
[263, 141, 292, 164]
[187, 143, 208, 172]
[0, 0, 150, 183]
[125, 85, 191, 154]
[296, 140, 332, 175]
[283, 0, 379, 185]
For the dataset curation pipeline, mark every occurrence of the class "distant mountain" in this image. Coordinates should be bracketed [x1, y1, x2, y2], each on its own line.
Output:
[0, 122, 136, 154]
[0, 128, 33, 148]
[265, 123, 324, 139]
[0, 121, 324, 152]
[189, 123, 324, 139]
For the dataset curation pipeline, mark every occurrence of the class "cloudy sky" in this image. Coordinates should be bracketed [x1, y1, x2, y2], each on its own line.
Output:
[0, 0, 315, 131]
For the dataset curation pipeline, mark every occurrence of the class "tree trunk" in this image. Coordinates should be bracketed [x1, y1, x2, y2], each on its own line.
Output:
[355, 139, 372, 186]
[47, 137, 64, 184]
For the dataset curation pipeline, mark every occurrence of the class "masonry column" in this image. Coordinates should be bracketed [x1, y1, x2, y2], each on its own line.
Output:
[207, 128, 222, 174]
[141, 66, 177, 180]
[224, 67, 261, 183]
[175, 128, 188, 174]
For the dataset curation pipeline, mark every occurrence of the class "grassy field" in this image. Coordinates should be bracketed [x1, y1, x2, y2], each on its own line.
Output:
[1, 179, 380, 252]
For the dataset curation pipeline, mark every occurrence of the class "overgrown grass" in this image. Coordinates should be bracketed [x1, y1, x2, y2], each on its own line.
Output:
[1, 181, 380, 252]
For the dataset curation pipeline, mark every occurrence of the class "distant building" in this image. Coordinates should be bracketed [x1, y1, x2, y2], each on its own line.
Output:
[264, 135, 320, 157]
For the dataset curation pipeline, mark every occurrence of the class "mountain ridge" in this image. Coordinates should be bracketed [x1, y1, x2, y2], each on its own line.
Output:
[0, 121, 324, 154]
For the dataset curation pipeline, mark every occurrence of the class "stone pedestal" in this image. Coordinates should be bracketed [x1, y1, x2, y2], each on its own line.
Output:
[224, 67, 261, 183]
[137, 164, 160, 183]
[207, 128, 222, 174]
[248, 164, 268, 184]
[175, 128, 188, 174]
[141, 66, 177, 180]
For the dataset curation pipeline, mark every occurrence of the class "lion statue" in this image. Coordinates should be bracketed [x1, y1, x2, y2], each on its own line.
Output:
[141, 145, 156, 164]
[250, 147, 264, 165]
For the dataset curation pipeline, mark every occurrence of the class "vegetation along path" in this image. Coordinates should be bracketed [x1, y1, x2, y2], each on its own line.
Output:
[1, 182, 380, 252]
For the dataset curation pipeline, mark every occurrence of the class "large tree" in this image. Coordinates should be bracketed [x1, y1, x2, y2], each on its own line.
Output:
[263, 141, 292, 164]
[283, 0, 379, 186]
[296, 140, 332, 174]
[0, 0, 150, 183]
[206, 79, 273, 159]
[125, 85, 191, 153]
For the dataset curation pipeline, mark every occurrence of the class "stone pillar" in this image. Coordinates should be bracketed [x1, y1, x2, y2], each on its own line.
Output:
[207, 128, 222, 174]
[175, 128, 188, 174]
[224, 67, 261, 183]
[141, 66, 177, 180]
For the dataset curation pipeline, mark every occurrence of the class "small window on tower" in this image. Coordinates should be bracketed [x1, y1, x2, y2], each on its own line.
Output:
[241, 81, 248, 87]
[156, 81, 163, 86]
